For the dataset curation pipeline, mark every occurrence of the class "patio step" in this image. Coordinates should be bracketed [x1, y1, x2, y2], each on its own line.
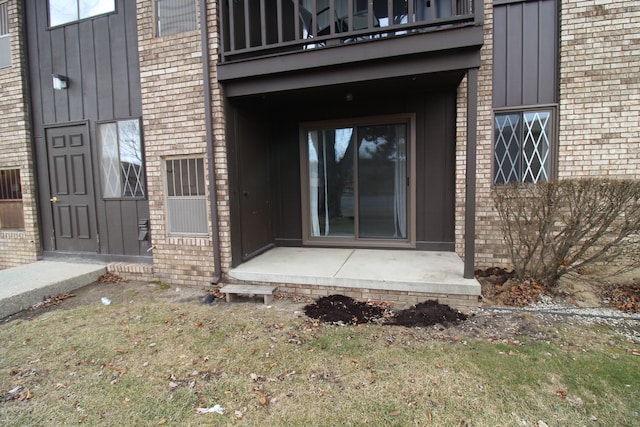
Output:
[220, 284, 278, 304]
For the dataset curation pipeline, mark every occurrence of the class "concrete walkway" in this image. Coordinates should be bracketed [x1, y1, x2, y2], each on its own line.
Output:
[0, 260, 107, 319]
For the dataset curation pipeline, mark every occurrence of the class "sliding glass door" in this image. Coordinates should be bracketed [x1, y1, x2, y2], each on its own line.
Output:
[302, 115, 415, 247]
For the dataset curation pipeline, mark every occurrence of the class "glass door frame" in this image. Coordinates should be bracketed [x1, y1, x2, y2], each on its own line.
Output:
[300, 113, 416, 248]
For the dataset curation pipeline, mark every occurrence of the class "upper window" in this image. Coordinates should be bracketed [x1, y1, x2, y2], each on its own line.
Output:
[0, 169, 24, 230]
[0, 0, 10, 69]
[156, 0, 197, 37]
[97, 119, 146, 199]
[49, 0, 115, 27]
[165, 158, 208, 235]
[494, 109, 554, 185]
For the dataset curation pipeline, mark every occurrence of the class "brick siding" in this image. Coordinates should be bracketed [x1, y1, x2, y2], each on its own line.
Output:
[460, 0, 640, 270]
[250, 281, 478, 312]
[0, 0, 40, 269]
[136, 0, 231, 287]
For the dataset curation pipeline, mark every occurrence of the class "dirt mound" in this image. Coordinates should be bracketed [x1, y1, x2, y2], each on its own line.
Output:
[304, 295, 386, 324]
[388, 300, 468, 327]
[303, 295, 467, 327]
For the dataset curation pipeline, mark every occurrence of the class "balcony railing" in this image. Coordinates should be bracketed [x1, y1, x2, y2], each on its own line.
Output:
[221, 0, 475, 62]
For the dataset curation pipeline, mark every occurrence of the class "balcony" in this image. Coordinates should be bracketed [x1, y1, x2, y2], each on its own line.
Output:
[218, 0, 483, 96]
[221, 0, 478, 62]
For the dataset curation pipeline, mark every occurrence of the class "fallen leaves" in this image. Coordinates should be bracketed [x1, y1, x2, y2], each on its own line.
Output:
[98, 272, 127, 283]
[30, 293, 75, 311]
[601, 283, 640, 313]
[505, 281, 547, 306]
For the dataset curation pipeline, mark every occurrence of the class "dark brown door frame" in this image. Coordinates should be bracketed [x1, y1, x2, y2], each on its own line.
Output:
[299, 113, 417, 248]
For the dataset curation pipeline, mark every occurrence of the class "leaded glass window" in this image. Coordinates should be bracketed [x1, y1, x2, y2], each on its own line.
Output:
[494, 109, 553, 185]
[98, 119, 145, 199]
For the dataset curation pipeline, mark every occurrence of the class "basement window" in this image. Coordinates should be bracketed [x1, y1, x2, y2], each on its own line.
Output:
[165, 158, 208, 235]
[0, 169, 24, 230]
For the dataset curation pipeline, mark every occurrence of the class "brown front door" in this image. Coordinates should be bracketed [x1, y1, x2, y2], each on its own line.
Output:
[46, 124, 98, 253]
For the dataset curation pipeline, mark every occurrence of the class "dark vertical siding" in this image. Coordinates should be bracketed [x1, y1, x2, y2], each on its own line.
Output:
[25, 0, 149, 258]
[109, 12, 129, 117]
[537, 0, 557, 104]
[65, 26, 84, 120]
[93, 18, 114, 120]
[272, 124, 301, 246]
[50, 28, 70, 122]
[416, 91, 456, 249]
[492, 5, 507, 108]
[521, 0, 539, 106]
[229, 82, 458, 260]
[505, 4, 523, 106]
[79, 21, 98, 119]
[125, 0, 142, 117]
[492, 0, 557, 108]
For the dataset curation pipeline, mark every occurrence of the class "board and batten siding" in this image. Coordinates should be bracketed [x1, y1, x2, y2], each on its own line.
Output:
[25, 0, 150, 259]
[492, 0, 558, 108]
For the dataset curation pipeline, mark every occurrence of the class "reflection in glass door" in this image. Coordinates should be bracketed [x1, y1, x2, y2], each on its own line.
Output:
[357, 124, 407, 239]
[305, 118, 410, 244]
[308, 128, 355, 237]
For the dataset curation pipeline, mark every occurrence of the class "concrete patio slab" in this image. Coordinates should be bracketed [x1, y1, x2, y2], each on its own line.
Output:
[230, 247, 355, 285]
[229, 247, 480, 297]
[0, 260, 107, 319]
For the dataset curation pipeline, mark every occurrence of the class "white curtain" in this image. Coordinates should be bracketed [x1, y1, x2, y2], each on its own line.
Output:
[308, 132, 321, 236]
[393, 134, 407, 238]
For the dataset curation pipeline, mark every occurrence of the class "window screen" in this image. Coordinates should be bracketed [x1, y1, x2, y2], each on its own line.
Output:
[166, 158, 208, 234]
[0, 169, 24, 230]
[0, 1, 10, 68]
[156, 0, 197, 37]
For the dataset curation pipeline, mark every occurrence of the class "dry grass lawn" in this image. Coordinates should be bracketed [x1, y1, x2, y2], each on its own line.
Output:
[1, 281, 639, 426]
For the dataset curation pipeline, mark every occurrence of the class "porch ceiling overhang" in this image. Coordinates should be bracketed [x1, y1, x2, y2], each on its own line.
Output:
[218, 25, 483, 98]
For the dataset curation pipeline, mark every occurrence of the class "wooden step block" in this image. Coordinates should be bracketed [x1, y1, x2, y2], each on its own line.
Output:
[219, 284, 278, 304]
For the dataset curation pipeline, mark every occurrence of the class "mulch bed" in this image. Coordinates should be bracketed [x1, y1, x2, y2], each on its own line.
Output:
[304, 295, 467, 327]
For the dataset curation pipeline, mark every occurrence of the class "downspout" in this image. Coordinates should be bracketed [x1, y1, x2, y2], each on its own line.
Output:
[200, 0, 222, 285]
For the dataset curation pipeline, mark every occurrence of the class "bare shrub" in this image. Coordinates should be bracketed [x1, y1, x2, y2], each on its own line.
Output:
[493, 179, 640, 289]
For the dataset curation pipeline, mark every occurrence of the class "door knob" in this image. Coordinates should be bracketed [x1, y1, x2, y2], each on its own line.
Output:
[50, 196, 59, 203]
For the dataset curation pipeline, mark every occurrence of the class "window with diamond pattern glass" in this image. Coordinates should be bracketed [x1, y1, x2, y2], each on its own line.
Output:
[98, 120, 145, 198]
[494, 110, 551, 185]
